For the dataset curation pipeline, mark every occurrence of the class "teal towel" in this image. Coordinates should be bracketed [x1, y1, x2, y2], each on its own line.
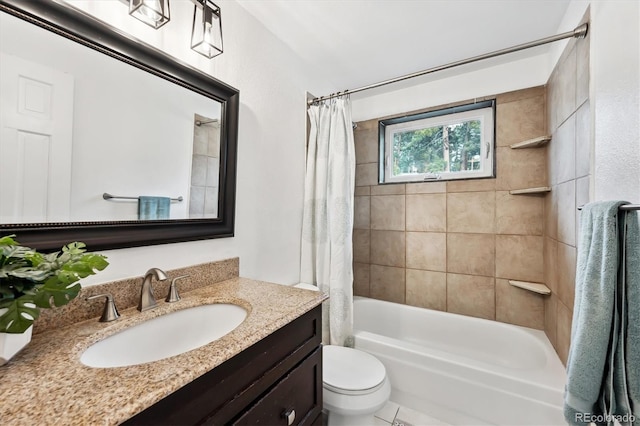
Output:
[138, 196, 158, 220]
[138, 196, 170, 220]
[622, 211, 639, 420]
[156, 197, 170, 220]
[564, 201, 636, 425]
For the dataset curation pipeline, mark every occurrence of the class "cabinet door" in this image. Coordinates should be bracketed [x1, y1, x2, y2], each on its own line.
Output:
[233, 348, 322, 426]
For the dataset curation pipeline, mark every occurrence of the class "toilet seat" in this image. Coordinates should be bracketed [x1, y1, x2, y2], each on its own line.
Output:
[323, 345, 386, 395]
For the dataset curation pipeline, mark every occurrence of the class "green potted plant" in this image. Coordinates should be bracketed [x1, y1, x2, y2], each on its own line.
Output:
[0, 235, 108, 364]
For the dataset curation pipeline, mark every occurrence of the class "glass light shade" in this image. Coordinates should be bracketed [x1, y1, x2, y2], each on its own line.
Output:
[191, 0, 223, 59]
[129, 0, 170, 29]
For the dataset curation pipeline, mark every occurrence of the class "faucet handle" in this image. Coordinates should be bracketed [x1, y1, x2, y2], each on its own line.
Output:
[86, 293, 120, 322]
[166, 275, 189, 303]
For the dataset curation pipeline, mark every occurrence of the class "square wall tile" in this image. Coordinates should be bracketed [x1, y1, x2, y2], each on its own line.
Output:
[550, 46, 577, 131]
[575, 28, 590, 107]
[495, 235, 544, 282]
[354, 262, 370, 297]
[405, 182, 446, 194]
[191, 155, 208, 186]
[447, 233, 495, 277]
[204, 187, 218, 216]
[406, 269, 446, 311]
[206, 127, 220, 157]
[495, 279, 544, 329]
[353, 229, 370, 263]
[371, 195, 405, 231]
[189, 186, 205, 215]
[575, 102, 591, 179]
[496, 191, 544, 235]
[370, 265, 405, 304]
[406, 194, 446, 232]
[447, 192, 496, 234]
[496, 86, 545, 104]
[371, 230, 405, 267]
[496, 95, 546, 147]
[557, 242, 576, 310]
[371, 184, 405, 195]
[557, 300, 573, 365]
[548, 127, 560, 187]
[356, 163, 378, 187]
[205, 157, 220, 187]
[446, 178, 496, 193]
[354, 127, 378, 164]
[447, 273, 495, 320]
[554, 114, 576, 185]
[406, 232, 446, 272]
[545, 294, 558, 348]
[356, 118, 377, 131]
[544, 190, 558, 239]
[544, 237, 558, 293]
[547, 65, 560, 133]
[575, 176, 590, 244]
[355, 186, 371, 196]
[495, 148, 547, 191]
[193, 125, 207, 155]
[557, 180, 576, 246]
[354, 196, 370, 229]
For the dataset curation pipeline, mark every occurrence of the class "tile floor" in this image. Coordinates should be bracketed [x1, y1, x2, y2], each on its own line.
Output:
[375, 401, 451, 426]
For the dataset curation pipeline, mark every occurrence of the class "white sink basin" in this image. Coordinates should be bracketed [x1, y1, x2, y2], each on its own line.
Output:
[80, 304, 247, 368]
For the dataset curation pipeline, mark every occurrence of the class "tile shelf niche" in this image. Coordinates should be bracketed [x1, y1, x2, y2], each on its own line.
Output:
[508, 280, 551, 296]
[509, 186, 552, 195]
[509, 135, 552, 149]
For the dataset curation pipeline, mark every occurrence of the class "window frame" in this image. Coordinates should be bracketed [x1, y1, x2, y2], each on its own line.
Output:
[378, 100, 496, 184]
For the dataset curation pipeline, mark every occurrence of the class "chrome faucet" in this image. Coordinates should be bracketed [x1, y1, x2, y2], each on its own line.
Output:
[138, 268, 168, 312]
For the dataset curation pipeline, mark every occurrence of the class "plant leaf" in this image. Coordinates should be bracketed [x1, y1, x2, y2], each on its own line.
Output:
[0, 298, 40, 333]
[31, 276, 81, 308]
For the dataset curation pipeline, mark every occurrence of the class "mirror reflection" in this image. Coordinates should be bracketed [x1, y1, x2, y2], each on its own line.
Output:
[0, 11, 221, 224]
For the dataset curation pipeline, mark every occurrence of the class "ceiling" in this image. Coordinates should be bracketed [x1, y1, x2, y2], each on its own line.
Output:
[236, 0, 572, 92]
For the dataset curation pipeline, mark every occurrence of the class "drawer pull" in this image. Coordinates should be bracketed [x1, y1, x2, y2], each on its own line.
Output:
[283, 409, 295, 426]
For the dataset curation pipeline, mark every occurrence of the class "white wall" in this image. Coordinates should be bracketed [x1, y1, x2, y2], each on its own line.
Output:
[351, 52, 550, 122]
[58, 0, 335, 286]
[589, 0, 640, 202]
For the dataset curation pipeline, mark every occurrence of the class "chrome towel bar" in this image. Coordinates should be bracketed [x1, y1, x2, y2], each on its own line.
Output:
[103, 192, 183, 202]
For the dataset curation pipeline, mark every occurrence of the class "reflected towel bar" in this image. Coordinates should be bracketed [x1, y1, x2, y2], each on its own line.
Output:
[578, 203, 640, 211]
[103, 193, 183, 202]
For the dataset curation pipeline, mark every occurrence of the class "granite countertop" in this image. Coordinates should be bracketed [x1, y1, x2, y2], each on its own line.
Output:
[0, 278, 327, 425]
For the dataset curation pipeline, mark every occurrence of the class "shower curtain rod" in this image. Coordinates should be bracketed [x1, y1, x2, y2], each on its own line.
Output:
[308, 23, 588, 105]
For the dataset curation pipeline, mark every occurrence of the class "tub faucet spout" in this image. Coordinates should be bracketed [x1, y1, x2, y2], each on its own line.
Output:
[138, 268, 168, 312]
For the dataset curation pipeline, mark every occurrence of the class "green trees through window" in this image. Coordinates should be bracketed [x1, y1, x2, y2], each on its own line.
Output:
[380, 100, 495, 183]
[392, 120, 482, 176]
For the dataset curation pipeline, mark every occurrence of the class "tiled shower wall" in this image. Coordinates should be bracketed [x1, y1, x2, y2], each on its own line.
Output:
[190, 113, 220, 218]
[353, 87, 550, 329]
[543, 10, 591, 364]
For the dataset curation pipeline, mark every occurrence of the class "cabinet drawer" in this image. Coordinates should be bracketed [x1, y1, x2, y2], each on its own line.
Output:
[126, 306, 321, 426]
[233, 347, 322, 426]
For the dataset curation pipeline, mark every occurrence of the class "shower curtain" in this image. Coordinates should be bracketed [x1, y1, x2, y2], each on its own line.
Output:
[300, 97, 355, 347]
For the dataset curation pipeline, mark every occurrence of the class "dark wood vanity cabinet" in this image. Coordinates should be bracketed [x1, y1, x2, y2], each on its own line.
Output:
[124, 306, 322, 426]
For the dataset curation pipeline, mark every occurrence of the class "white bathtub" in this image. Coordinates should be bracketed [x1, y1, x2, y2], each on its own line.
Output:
[353, 297, 566, 425]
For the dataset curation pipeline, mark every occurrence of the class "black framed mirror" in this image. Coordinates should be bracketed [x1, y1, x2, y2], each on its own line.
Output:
[0, 0, 239, 251]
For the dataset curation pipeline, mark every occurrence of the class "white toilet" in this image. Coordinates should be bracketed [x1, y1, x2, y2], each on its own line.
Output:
[294, 284, 391, 425]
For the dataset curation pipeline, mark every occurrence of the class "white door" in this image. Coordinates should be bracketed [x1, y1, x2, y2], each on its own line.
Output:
[0, 53, 74, 224]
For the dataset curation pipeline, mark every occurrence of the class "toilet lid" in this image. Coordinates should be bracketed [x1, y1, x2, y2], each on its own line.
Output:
[323, 345, 386, 394]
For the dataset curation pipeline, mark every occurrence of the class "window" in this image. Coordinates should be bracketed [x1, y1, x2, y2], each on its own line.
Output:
[379, 100, 495, 183]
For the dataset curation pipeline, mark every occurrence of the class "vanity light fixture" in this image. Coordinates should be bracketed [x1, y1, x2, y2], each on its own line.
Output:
[129, 0, 170, 29]
[191, 0, 223, 59]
